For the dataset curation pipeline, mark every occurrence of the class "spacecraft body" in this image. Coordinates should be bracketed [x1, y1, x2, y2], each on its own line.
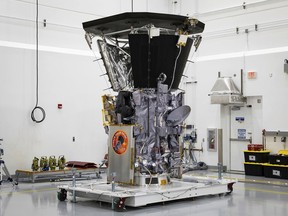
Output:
[83, 12, 205, 185]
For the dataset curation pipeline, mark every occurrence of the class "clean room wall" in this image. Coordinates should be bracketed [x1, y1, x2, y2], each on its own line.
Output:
[133, 0, 170, 13]
[0, 46, 108, 171]
[2, 0, 288, 173]
[180, 0, 288, 168]
[0, 0, 170, 173]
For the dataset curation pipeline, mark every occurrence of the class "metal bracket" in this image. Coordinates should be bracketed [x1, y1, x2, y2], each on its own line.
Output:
[93, 58, 102, 62]
[263, 131, 288, 137]
[85, 32, 95, 50]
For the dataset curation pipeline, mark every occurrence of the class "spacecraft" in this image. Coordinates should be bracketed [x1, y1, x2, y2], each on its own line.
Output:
[58, 12, 236, 210]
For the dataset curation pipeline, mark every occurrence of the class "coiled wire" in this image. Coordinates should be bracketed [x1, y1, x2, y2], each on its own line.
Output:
[31, 0, 46, 123]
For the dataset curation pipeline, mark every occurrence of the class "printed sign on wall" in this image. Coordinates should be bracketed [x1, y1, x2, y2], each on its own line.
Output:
[237, 129, 246, 139]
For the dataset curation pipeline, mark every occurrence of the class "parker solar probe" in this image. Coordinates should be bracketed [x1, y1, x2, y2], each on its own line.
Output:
[57, 12, 235, 210]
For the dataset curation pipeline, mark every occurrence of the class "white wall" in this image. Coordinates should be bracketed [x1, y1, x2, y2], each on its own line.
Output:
[0, 0, 170, 173]
[180, 0, 288, 168]
[2, 0, 288, 173]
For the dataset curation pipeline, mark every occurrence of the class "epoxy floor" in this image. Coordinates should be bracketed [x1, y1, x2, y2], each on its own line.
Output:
[1, 173, 288, 216]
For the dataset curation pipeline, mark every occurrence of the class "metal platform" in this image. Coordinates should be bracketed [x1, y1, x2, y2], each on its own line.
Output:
[57, 175, 236, 210]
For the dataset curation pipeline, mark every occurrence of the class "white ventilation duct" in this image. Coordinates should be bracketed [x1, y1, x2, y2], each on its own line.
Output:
[209, 77, 246, 105]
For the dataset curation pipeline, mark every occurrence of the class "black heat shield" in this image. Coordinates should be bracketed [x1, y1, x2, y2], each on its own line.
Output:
[82, 12, 205, 38]
[83, 12, 205, 90]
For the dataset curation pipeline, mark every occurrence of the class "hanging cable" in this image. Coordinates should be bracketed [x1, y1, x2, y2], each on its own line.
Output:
[168, 46, 182, 91]
[31, 0, 46, 123]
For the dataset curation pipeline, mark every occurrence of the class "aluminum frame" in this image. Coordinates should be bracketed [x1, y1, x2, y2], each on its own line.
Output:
[58, 175, 236, 208]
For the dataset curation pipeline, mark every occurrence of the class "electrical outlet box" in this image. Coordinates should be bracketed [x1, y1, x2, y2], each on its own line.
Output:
[207, 128, 222, 152]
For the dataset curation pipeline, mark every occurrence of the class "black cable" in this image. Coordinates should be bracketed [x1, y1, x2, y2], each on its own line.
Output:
[31, 0, 46, 123]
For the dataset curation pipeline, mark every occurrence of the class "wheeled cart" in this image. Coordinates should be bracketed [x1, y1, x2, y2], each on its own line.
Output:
[57, 175, 236, 210]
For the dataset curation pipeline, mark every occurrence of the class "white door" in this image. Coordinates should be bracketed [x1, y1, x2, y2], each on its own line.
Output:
[229, 96, 263, 171]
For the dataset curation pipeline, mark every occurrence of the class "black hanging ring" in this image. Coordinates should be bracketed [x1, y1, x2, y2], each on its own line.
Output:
[31, 106, 46, 123]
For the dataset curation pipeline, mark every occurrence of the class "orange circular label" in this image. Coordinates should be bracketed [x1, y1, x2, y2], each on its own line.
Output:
[112, 130, 129, 155]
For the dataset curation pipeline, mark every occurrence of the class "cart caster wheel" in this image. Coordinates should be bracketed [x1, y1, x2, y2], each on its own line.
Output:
[57, 189, 67, 201]
[226, 183, 234, 195]
[114, 198, 126, 211]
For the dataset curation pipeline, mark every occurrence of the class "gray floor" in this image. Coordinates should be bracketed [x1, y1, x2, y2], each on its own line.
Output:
[1, 172, 288, 216]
